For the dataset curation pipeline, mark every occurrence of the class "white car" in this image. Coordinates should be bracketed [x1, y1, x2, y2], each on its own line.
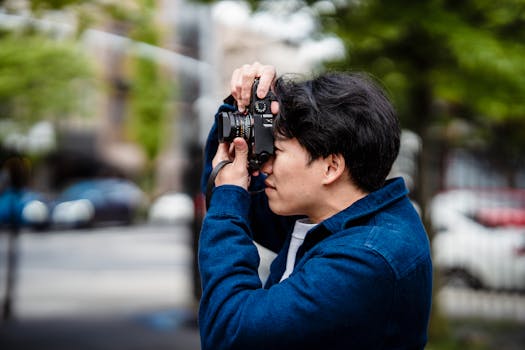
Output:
[430, 190, 525, 291]
[148, 192, 195, 225]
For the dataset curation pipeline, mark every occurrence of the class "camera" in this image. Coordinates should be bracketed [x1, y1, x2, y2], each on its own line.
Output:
[218, 79, 276, 171]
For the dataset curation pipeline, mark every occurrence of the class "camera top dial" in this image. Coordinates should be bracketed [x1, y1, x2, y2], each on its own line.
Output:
[254, 100, 269, 114]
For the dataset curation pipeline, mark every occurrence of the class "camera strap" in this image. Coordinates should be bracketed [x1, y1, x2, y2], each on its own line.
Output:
[205, 160, 233, 210]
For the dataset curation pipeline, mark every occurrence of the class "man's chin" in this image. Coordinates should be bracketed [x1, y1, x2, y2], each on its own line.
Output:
[266, 200, 289, 217]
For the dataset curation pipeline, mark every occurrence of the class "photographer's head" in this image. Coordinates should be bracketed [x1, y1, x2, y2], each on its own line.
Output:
[272, 72, 400, 193]
[217, 68, 401, 222]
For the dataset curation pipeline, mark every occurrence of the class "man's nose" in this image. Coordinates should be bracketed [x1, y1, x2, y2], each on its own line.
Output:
[260, 155, 274, 174]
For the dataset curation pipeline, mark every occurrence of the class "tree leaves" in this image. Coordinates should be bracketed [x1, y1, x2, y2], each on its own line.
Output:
[0, 33, 92, 124]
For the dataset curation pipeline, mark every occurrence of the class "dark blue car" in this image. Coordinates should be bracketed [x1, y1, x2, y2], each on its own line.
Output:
[1, 178, 145, 230]
[50, 178, 145, 228]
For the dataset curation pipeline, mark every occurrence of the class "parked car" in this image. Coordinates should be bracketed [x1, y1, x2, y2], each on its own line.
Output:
[475, 207, 525, 227]
[148, 192, 194, 225]
[430, 190, 525, 291]
[0, 187, 49, 229]
[51, 178, 146, 228]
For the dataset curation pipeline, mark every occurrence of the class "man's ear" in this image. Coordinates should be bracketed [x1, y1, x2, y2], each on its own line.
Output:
[321, 153, 346, 185]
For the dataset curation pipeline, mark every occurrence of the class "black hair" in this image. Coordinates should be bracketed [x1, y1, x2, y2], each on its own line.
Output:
[273, 72, 400, 193]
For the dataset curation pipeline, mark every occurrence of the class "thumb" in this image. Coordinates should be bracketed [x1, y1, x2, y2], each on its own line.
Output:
[232, 137, 249, 168]
[214, 137, 250, 190]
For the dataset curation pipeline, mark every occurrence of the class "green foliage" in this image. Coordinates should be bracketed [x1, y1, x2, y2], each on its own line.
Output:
[427, 318, 524, 350]
[191, 0, 258, 9]
[319, 0, 525, 124]
[25, 0, 172, 163]
[430, 15, 525, 121]
[0, 33, 93, 124]
[126, 0, 171, 162]
[309, 0, 525, 177]
[128, 56, 170, 161]
[29, 0, 88, 11]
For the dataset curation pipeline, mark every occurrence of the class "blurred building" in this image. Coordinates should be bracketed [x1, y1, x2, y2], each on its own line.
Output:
[1, 0, 343, 195]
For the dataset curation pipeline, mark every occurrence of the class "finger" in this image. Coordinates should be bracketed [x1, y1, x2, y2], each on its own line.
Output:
[212, 142, 230, 168]
[257, 65, 276, 98]
[240, 64, 257, 111]
[232, 137, 249, 170]
[271, 101, 280, 115]
[230, 68, 242, 102]
[251, 61, 263, 75]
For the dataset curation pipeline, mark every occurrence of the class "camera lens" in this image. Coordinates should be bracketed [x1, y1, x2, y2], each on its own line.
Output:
[218, 112, 252, 142]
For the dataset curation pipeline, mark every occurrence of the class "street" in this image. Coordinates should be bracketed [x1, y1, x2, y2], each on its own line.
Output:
[3, 224, 525, 323]
[0, 224, 200, 350]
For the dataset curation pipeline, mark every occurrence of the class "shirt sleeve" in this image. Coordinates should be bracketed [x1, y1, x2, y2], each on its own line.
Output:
[198, 185, 396, 350]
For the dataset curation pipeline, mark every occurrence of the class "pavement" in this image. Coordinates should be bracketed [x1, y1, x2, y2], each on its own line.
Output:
[0, 314, 200, 350]
[0, 224, 202, 350]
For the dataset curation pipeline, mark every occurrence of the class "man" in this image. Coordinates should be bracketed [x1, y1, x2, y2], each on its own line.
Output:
[198, 62, 432, 350]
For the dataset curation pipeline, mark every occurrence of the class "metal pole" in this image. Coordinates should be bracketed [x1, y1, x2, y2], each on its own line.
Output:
[2, 211, 20, 323]
[2, 159, 22, 324]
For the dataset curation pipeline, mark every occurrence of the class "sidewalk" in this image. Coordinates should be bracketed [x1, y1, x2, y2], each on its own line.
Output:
[0, 311, 200, 350]
[0, 310, 200, 350]
[0, 224, 201, 350]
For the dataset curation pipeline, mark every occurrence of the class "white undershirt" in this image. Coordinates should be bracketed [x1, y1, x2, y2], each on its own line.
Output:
[280, 218, 317, 282]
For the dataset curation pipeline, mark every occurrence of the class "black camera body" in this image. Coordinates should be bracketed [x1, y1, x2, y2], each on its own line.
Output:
[218, 79, 275, 171]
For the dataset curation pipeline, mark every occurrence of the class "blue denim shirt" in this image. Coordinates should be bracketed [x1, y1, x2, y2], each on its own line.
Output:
[198, 103, 433, 350]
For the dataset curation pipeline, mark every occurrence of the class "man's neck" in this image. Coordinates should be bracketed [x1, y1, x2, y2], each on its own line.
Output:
[308, 182, 368, 224]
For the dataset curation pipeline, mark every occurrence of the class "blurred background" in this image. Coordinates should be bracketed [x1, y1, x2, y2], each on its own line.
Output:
[1, 0, 524, 349]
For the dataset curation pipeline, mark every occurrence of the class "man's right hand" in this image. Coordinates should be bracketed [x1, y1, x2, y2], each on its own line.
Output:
[212, 138, 250, 190]
[230, 62, 279, 114]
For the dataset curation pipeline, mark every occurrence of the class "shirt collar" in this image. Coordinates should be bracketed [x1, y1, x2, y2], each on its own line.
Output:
[321, 177, 409, 234]
[295, 177, 409, 262]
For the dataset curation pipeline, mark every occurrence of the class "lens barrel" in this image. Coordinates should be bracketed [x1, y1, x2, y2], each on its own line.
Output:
[218, 112, 252, 142]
